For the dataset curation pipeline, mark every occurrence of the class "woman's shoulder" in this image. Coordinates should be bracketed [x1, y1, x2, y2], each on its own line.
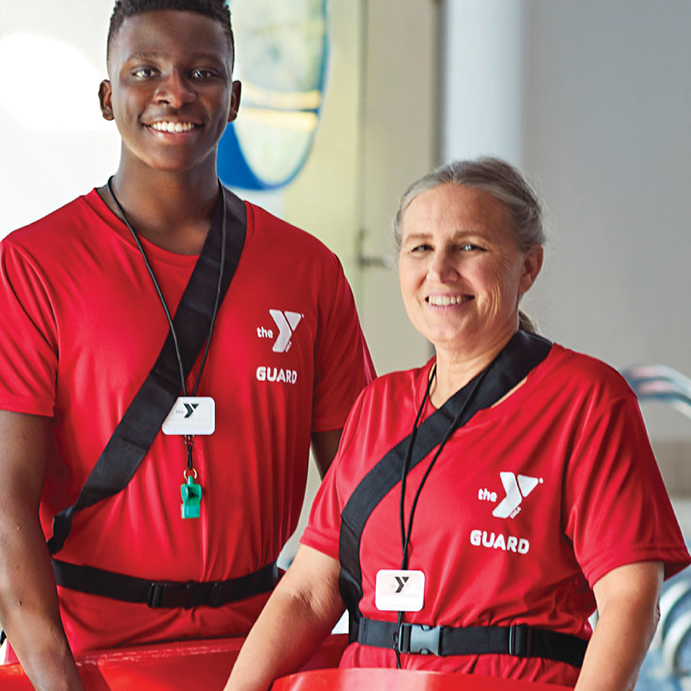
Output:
[360, 360, 433, 400]
[341, 361, 434, 430]
[542, 342, 635, 401]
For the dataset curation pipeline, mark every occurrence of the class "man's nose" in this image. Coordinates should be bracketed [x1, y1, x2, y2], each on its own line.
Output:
[155, 70, 196, 107]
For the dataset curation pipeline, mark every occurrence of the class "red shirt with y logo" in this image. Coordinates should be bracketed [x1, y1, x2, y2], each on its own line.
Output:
[0, 190, 374, 654]
[302, 344, 690, 686]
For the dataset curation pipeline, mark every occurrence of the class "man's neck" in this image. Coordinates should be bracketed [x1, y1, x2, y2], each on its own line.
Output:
[100, 168, 221, 255]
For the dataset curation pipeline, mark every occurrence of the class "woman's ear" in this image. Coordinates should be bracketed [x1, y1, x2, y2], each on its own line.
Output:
[519, 244, 544, 295]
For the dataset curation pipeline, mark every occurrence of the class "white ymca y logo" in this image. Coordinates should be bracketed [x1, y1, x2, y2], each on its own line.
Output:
[269, 310, 302, 353]
[492, 472, 543, 519]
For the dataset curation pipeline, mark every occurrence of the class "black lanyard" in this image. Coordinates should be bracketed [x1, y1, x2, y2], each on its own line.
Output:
[337, 330, 554, 653]
[398, 365, 488, 570]
[107, 177, 225, 473]
[107, 177, 224, 399]
[395, 364, 488, 666]
[48, 184, 247, 554]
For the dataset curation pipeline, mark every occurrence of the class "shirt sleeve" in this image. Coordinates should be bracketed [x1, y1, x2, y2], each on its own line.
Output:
[299, 467, 342, 561]
[311, 255, 375, 433]
[301, 384, 373, 559]
[564, 390, 690, 586]
[0, 239, 58, 416]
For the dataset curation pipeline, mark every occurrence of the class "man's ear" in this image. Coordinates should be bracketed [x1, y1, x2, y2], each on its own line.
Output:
[228, 80, 242, 124]
[99, 80, 114, 121]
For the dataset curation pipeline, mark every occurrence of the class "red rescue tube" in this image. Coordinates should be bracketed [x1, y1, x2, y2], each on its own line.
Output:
[0, 635, 573, 689]
[0, 635, 348, 690]
[273, 668, 573, 691]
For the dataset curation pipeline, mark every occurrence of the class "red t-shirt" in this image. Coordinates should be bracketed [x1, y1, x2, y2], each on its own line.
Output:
[302, 344, 690, 687]
[0, 190, 375, 653]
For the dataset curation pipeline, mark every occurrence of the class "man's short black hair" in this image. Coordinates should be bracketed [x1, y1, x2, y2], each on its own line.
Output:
[107, 0, 234, 64]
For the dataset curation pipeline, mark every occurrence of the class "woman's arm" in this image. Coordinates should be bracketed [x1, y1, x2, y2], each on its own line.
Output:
[224, 545, 345, 691]
[574, 561, 663, 691]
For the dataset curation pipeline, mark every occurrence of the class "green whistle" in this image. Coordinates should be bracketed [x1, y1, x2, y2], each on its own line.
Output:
[181, 476, 202, 519]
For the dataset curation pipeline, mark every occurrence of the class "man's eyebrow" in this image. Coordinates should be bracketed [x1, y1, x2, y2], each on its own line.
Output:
[121, 51, 230, 67]
[126, 50, 228, 61]
[121, 51, 169, 62]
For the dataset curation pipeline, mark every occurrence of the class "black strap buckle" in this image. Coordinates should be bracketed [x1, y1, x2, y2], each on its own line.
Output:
[397, 623, 442, 655]
[508, 623, 533, 657]
[147, 581, 221, 609]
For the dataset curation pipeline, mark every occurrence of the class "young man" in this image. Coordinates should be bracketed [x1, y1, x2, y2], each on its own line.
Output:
[0, 1, 374, 689]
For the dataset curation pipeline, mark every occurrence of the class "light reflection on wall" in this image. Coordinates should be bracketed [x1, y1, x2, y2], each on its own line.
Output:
[0, 29, 119, 237]
[0, 33, 110, 132]
[234, 81, 321, 186]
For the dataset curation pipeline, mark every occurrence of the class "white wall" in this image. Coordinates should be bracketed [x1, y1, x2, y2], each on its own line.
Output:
[443, 0, 691, 455]
[0, 1, 119, 236]
[522, 0, 691, 444]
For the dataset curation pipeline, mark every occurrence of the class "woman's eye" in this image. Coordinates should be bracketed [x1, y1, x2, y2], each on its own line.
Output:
[411, 244, 432, 253]
[460, 243, 483, 252]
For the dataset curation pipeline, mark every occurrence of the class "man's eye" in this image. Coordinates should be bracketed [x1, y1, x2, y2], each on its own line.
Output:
[192, 69, 218, 80]
[132, 68, 157, 79]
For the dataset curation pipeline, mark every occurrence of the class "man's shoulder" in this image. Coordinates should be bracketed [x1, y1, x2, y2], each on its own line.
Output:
[3, 191, 98, 251]
[244, 200, 336, 257]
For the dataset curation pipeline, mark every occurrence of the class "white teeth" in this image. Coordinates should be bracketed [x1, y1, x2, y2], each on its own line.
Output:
[150, 121, 195, 133]
[428, 295, 467, 306]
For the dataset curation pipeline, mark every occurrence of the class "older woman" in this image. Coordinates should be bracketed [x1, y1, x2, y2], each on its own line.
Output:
[224, 158, 690, 690]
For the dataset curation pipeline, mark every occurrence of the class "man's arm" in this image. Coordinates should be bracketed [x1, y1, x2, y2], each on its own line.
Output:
[310, 429, 343, 478]
[0, 411, 85, 691]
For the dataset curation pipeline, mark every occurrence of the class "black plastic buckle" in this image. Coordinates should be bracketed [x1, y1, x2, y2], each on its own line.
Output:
[508, 624, 533, 657]
[397, 623, 442, 655]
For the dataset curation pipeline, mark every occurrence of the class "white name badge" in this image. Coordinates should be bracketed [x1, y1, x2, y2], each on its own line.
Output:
[375, 569, 425, 612]
[162, 397, 215, 435]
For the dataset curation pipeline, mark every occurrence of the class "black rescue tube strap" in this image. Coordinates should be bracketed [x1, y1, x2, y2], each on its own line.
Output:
[52, 558, 279, 609]
[338, 332, 557, 649]
[358, 617, 588, 668]
[47, 186, 246, 557]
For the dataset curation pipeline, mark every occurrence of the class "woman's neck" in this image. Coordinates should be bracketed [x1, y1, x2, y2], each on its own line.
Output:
[430, 331, 518, 407]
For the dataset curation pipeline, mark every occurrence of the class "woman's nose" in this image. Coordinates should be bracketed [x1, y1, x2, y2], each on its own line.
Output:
[428, 249, 458, 281]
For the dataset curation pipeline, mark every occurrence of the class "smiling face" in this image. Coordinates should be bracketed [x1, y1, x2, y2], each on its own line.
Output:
[99, 9, 241, 178]
[398, 183, 543, 361]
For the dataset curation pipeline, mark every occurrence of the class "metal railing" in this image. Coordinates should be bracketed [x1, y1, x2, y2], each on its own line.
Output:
[621, 364, 691, 682]
[621, 364, 691, 421]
